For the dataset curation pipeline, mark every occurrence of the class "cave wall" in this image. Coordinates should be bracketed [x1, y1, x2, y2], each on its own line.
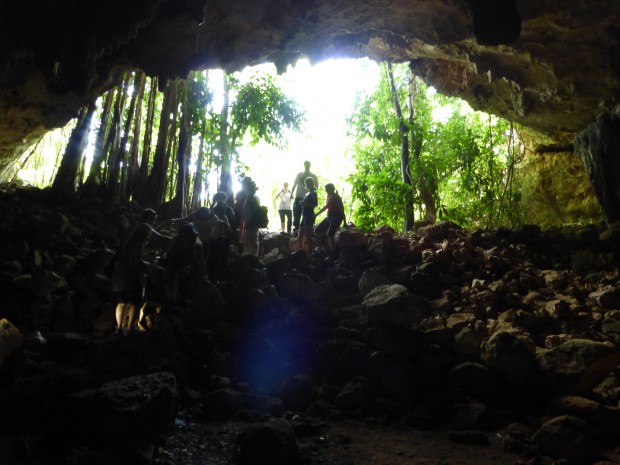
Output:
[1, 0, 620, 218]
[574, 111, 620, 224]
[518, 151, 603, 228]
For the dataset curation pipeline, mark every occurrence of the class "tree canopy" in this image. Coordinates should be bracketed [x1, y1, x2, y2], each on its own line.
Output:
[37, 68, 305, 217]
[346, 62, 524, 231]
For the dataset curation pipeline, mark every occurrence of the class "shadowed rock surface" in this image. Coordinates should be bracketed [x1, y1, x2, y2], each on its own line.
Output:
[1, 186, 620, 464]
[1, 0, 620, 170]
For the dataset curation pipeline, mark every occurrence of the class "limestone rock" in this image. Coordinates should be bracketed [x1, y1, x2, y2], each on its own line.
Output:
[236, 418, 298, 465]
[68, 371, 178, 440]
[358, 268, 392, 297]
[277, 374, 317, 411]
[480, 330, 536, 385]
[361, 284, 424, 327]
[276, 272, 323, 302]
[533, 415, 596, 465]
[0, 318, 22, 370]
[449, 362, 502, 399]
[535, 339, 620, 395]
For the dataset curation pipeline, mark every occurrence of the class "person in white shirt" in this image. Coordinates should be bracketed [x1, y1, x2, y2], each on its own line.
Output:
[275, 182, 293, 233]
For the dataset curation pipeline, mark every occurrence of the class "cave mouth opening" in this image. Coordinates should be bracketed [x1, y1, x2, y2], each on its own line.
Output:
[12, 56, 574, 232]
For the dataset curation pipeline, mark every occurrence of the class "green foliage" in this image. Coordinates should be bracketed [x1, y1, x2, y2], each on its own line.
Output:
[187, 71, 213, 135]
[230, 73, 305, 148]
[347, 62, 524, 231]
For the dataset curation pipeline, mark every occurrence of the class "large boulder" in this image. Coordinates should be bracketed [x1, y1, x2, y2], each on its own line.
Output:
[358, 268, 392, 297]
[361, 284, 426, 328]
[66, 371, 179, 459]
[533, 415, 597, 465]
[480, 330, 536, 385]
[236, 418, 298, 465]
[276, 271, 323, 302]
[0, 318, 23, 370]
[535, 339, 620, 395]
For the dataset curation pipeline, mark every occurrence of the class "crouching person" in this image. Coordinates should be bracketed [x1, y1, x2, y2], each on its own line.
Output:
[112, 222, 153, 336]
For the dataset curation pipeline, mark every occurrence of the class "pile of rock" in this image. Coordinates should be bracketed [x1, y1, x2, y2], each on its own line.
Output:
[1, 185, 619, 465]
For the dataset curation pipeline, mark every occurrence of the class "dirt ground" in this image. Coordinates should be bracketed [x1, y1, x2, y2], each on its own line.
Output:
[154, 407, 536, 465]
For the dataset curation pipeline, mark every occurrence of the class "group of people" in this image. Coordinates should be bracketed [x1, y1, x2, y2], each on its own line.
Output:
[112, 192, 236, 336]
[110, 160, 348, 336]
[275, 160, 347, 255]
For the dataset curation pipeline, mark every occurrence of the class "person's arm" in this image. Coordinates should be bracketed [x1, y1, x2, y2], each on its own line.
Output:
[316, 204, 327, 216]
[170, 212, 194, 225]
[290, 180, 298, 199]
[148, 228, 173, 251]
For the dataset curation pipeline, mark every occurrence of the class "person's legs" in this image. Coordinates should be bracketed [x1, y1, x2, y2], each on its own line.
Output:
[327, 217, 342, 253]
[243, 225, 259, 256]
[298, 221, 312, 254]
[292, 198, 303, 232]
[115, 302, 127, 331]
[298, 222, 306, 252]
[126, 304, 138, 333]
[285, 210, 292, 233]
[304, 225, 313, 254]
[278, 210, 286, 232]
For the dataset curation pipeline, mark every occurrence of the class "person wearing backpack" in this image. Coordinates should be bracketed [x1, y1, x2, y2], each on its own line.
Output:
[241, 180, 261, 256]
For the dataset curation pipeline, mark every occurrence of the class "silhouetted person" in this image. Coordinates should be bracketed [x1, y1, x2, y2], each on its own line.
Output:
[242, 180, 260, 256]
[209, 192, 234, 281]
[234, 176, 254, 248]
[298, 176, 318, 254]
[112, 208, 169, 335]
[212, 191, 235, 230]
[316, 182, 347, 255]
[164, 223, 207, 305]
[290, 161, 318, 233]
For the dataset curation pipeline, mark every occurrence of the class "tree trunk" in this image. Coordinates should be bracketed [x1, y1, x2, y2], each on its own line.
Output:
[134, 76, 158, 205]
[102, 74, 130, 187]
[387, 62, 415, 231]
[408, 70, 437, 223]
[218, 74, 234, 201]
[191, 119, 206, 211]
[127, 71, 146, 201]
[172, 79, 190, 218]
[51, 101, 96, 200]
[144, 79, 177, 207]
[85, 88, 115, 186]
[108, 72, 140, 201]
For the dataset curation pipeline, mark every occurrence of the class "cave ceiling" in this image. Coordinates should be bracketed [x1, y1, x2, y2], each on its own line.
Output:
[1, 0, 620, 173]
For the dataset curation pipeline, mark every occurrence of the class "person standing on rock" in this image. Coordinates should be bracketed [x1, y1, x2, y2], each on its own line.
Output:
[209, 191, 234, 282]
[275, 182, 293, 234]
[234, 176, 254, 249]
[290, 161, 318, 234]
[316, 182, 347, 255]
[112, 208, 172, 335]
[298, 177, 318, 254]
[112, 209, 166, 336]
[242, 180, 261, 256]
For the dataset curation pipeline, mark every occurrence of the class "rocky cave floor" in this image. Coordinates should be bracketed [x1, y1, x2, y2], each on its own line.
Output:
[1, 184, 620, 465]
[153, 408, 529, 465]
